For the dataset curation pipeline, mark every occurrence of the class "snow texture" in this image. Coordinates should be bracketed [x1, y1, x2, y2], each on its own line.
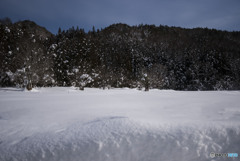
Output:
[0, 87, 240, 161]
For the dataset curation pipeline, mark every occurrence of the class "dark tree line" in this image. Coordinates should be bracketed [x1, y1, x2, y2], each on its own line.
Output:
[1, 18, 240, 90]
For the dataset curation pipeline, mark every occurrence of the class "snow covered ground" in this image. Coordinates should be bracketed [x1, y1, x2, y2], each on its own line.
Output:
[0, 87, 240, 161]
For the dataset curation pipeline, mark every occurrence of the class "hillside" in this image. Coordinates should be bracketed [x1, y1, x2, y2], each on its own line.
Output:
[1, 19, 240, 90]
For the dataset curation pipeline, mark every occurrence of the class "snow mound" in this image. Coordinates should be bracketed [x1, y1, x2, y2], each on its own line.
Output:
[1, 117, 240, 161]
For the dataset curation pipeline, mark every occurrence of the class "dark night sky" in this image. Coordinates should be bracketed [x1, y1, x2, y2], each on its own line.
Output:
[0, 0, 240, 34]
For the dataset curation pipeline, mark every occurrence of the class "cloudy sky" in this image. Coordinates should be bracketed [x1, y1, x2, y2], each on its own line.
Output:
[0, 0, 239, 33]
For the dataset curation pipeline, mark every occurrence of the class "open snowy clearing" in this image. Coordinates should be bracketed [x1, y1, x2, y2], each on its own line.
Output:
[0, 87, 240, 161]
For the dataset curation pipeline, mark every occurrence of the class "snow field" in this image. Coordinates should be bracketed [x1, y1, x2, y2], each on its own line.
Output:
[0, 87, 240, 161]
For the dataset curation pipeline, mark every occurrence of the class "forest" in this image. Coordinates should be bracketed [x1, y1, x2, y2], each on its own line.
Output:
[1, 18, 240, 90]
